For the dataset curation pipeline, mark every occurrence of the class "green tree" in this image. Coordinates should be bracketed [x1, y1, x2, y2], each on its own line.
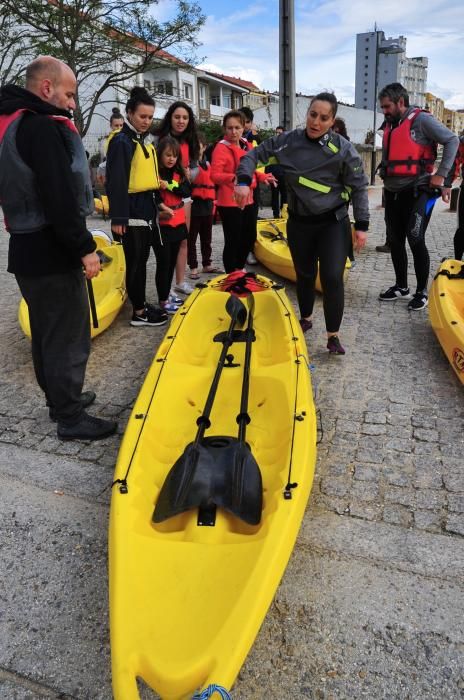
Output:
[2, 0, 205, 135]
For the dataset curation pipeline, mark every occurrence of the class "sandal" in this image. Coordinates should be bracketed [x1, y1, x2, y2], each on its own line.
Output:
[202, 266, 224, 274]
[188, 271, 201, 280]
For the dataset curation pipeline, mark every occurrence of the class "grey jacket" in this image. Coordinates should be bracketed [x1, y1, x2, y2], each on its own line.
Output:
[235, 128, 369, 226]
[381, 107, 459, 192]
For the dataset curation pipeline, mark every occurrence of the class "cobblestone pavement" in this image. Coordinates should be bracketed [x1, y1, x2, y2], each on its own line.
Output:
[1, 188, 463, 699]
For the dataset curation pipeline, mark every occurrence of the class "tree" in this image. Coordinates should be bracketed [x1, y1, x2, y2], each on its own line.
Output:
[0, 13, 36, 86]
[2, 0, 205, 135]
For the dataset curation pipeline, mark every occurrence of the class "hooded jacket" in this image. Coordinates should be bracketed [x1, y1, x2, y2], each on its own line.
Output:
[0, 85, 96, 276]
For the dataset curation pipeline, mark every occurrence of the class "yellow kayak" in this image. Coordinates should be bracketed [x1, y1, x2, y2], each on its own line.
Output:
[94, 194, 109, 217]
[255, 218, 351, 290]
[429, 259, 464, 384]
[18, 230, 126, 340]
[109, 273, 317, 700]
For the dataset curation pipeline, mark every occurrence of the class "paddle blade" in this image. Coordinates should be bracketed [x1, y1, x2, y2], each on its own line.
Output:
[225, 294, 247, 326]
[153, 437, 262, 525]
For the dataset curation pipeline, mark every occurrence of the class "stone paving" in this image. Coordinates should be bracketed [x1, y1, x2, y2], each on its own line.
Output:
[0, 187, 463, 699]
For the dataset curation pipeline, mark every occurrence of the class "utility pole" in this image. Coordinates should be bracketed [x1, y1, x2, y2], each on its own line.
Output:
[279, 0, 295, 130]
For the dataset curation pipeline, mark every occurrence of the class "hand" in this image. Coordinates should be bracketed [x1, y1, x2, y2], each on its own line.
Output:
[159, 179, 168, 190]
[265, 173, 278, 187]
[233, 185, 250, 209]
[354, 230, 367, 253]
[429, 174, 444, 189]
[82, 251, 101, 279]
[111, 224, 126, 236]
[159, 207, 174, 219]
[441, 187, 451, 204]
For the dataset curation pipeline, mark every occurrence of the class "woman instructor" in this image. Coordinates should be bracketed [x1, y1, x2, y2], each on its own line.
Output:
[234, 92, 369, 354]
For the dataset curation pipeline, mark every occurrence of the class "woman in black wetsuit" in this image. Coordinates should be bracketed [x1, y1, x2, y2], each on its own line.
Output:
[234, 93, 369, 355]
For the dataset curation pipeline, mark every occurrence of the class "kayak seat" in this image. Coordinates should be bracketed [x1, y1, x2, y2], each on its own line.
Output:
[153, 435, 263, 526]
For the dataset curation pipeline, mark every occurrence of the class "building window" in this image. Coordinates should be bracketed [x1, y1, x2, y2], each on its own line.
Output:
[199, 84, 207, 110]
[144, 80, 151, 91]
[223, 94, 231, 109]
[211, 94, 221, 106]
[154, 81, 173, 96]
[183, 83, 193, 101]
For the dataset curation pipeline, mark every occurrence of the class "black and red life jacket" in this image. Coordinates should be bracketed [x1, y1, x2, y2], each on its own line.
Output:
[382, 108, 436, 177]
[0, 109, 93, 234]
[158, 171, 186, 228]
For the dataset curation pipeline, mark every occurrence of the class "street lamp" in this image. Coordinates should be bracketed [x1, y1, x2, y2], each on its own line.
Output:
[370, 37, 403, 185]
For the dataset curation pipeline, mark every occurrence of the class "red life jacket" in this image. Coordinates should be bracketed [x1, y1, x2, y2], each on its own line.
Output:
[382, 109, 436, 177]
[158, 172, 186, 228]
[191, 162, 215, 201]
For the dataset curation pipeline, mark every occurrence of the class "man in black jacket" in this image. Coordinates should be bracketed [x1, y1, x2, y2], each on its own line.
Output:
[0, 56, 117, 440]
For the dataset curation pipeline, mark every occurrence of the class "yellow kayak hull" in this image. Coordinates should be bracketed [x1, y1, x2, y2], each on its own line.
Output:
[109, 275, 317, 699]
[429, 259, 464, 384]
[255, 218, 351, 291]
[18, 231, 126, 340]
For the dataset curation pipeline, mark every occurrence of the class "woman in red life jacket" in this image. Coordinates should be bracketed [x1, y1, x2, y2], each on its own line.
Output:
[211, 110, 274, 273]
[155, 136, 192, 314]
[155, 102, 200, 296]
[187, 132, 223, 279]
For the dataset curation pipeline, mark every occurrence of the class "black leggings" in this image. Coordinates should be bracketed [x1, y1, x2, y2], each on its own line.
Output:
[218, 204, 257, 272]
[152, 229, 183, 302]
[454, 183, 464, 260]
[384, 188, 434, 293]
[118, 225, 155, 310]
[287, 213, 349, 333]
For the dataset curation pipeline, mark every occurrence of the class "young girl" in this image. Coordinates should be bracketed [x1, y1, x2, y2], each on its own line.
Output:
[187, 133, 222, 279]
[155, 136, 192, 313]
[155, 101, 200, 295]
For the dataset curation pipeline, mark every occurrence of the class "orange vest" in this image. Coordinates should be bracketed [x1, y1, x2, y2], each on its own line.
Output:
[191, 162, 215, 200]
[159, 172, 186, 228]
[382, 109, 436, 177]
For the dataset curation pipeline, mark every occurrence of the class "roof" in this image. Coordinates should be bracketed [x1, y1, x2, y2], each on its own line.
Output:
[203, 71, 261, 92]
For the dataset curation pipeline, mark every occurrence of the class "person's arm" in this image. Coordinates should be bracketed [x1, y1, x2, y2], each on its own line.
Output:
[106, 134, 133, 231]
[420, 114, 459, 201]
[210, 144, 236, 186]
[234, 135, 283, 207]
[19, 115, 97, 261]
[341, 143, 369, 251]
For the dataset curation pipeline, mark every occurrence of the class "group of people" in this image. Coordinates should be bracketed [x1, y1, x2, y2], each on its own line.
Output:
[0, 53, 460, 442]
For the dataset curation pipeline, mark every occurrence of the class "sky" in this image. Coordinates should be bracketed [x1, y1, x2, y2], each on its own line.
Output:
[153, 0, 463, 110]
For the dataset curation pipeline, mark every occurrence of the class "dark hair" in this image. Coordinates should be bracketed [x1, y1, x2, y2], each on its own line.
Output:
[332, 117, 349, 139]
[378, 82, 410, 107]
[309, 92, 338, 117]
[125, 86, 155, 114]
[276, 125, 285, 131]
[223, 110, 245, 128]
[197, 130, 208, 146]
[240, 106, 254, 122]
[156, 101, 200, 161]
[156, 135, 185, 179]
[110, 107, 123, 126]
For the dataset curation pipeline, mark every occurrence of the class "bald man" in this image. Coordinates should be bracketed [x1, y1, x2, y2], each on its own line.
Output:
[0, 56, 117, 440]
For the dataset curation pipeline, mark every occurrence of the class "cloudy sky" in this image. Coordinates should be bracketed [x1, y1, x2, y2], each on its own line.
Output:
[157, 0, 463, 110]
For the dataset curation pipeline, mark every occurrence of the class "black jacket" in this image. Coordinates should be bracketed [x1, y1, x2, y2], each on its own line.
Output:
[0, 85, 95, 276]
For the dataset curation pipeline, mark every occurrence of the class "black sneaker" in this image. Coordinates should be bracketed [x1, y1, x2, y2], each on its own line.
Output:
[379, 285, 411, 301]
[375, 244, 391, 253]
[57, 412, 118, 441]
[130, 306, 168, 327]
[49, 390, 96, 422]
[327, 335, 345, 355]
[408, 293, 428, 311]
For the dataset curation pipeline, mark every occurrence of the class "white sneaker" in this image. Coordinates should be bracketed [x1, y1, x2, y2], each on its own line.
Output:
[174, 281, 194, 295]
[246, 252, 257, 265]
